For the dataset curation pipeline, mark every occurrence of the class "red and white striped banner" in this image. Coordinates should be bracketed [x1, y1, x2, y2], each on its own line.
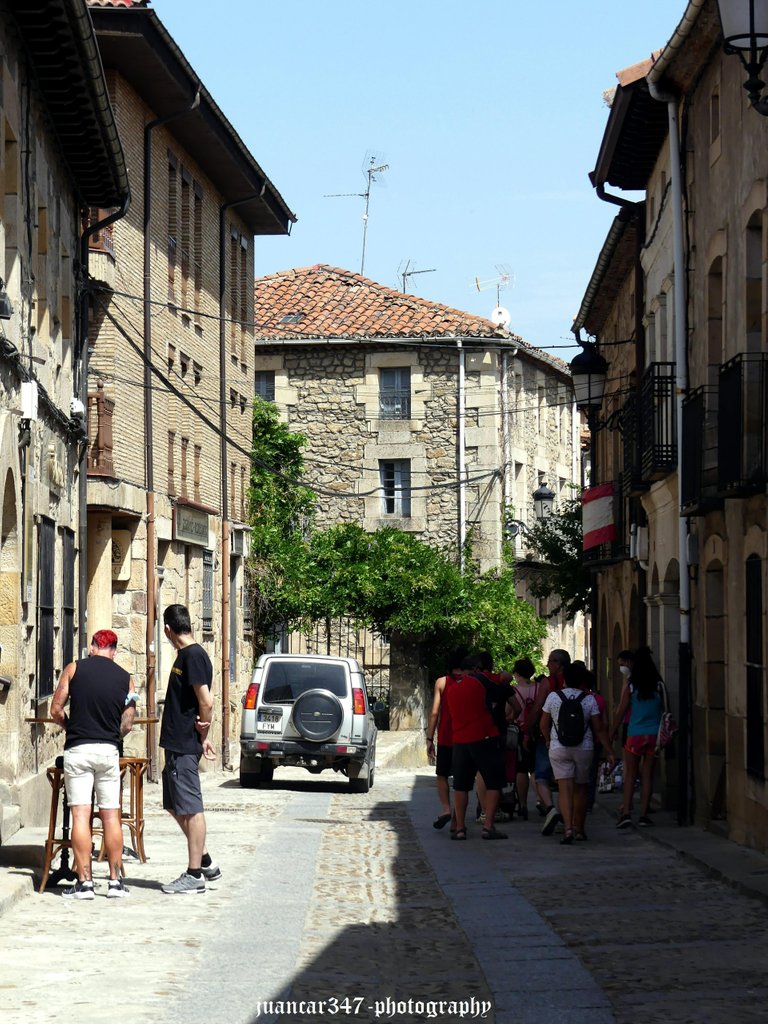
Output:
[582, 483, 616, 550]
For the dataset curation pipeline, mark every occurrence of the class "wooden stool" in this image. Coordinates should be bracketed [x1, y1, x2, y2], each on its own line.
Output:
[95, 756, 148, 864]
[38, 757, 77, 893]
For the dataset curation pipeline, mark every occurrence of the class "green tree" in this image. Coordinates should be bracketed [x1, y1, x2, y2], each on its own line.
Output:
[521, 494, 592, 620]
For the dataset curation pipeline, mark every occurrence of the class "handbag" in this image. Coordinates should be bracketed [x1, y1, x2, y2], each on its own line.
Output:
[656, 711, 678, 750]
[505, 722, 520, 751]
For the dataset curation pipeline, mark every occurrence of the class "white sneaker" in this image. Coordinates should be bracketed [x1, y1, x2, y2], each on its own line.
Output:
[107, 879, 129, 899]
[62, 880, 95, 900]
[201, 861, 222, 882]
[161, 871, 206, 895]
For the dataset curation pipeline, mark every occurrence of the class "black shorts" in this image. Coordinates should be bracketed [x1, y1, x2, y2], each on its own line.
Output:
[435, 744, 453, 778]
[451, 738, 506, 792]
[162, 751, 204, 816]
[516, 738, 536, 775]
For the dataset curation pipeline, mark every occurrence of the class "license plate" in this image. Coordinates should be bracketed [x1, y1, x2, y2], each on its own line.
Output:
[257, 711, 282, 732]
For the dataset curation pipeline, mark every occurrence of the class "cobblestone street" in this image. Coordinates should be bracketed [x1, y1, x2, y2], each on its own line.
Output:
[0, 764, 766, 1024]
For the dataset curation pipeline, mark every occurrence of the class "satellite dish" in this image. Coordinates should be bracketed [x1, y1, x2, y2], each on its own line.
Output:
[491, 306, 511, 328]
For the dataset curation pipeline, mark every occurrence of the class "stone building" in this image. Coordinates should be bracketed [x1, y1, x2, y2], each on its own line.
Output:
[0, 0, 129, 836]
[82, 0, 294, 776]
[253, 264, 582, 724]
[575, 0, 768, 853]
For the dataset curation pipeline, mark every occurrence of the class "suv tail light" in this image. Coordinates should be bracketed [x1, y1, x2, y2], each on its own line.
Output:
[352, 687, 365, 716]
[244, 682, 260, 709]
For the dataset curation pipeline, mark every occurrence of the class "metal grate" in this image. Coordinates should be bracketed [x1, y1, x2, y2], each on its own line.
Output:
[718, 353, 768, 496]
[640, 362, 676, 480]
[202, 549, 213, 633]
[746, 554, 765, 781]
[37, 518, 55, 699]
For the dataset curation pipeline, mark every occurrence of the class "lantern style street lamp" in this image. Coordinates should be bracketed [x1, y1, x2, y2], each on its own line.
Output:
[569, 341, 609, 418]
[717, 0, 768, 114]
[533, 482, 555, 520]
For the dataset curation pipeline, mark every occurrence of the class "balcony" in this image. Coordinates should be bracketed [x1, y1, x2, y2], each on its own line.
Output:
[717, 353, 768, 496]
[86, 207, 115, 258]
[620, 393, 647, 497]
[87, 381, 115, 477]
[681, 387, 722, 516]
[639, 362, 676, 480]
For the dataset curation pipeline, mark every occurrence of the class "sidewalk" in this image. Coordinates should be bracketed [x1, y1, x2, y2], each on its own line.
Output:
[1, 733, 767, 919]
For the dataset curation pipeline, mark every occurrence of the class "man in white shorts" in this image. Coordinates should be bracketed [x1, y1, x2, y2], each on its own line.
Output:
[540, 661, 614, 844]
[51, 629, 137, 899]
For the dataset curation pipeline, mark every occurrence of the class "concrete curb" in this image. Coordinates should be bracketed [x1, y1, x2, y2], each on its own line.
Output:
[375, 729, 429, 770]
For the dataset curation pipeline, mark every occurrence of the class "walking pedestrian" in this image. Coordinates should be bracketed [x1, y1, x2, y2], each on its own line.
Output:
[610, 646, 665, 829]
[425, 647, 467, 830]
[528, 649, 571, 836]
[50, 629, 137, 899]
[540, 661, 615, 843]
[159, 604, 221, 893]
[510, 656, 542, 820]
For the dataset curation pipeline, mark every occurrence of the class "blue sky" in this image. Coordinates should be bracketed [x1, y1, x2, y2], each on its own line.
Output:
[156, 1, 686, 358]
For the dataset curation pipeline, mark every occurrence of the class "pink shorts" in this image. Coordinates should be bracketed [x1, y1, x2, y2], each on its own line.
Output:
[625, 734, 657, 757]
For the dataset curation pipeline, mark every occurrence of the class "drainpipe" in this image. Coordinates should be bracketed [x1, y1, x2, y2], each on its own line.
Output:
[457, 339, 466, 569]
[219, 189, 264, 770]
[143, 87, 200, 781]
[77, 197, 131, 658]
[648, 77, 692, 825]
[500, 349, 511, 521]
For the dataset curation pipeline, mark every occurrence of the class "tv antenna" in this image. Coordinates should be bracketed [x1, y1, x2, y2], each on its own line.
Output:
[324, 151, 389, 276]
[473, 264, 513, 327]
[398, 259, 436, 293]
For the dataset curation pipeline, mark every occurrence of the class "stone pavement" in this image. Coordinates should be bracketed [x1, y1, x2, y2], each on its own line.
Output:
[0, 733, 767, 1023]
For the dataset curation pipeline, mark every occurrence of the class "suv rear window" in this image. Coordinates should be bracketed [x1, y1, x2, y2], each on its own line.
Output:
[262, 661, 349, 702]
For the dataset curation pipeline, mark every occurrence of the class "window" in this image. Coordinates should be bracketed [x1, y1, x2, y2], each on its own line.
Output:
[379, 367, 411, 419]
[167, 344, 176, 374]
[746, 554, 765, 779]
[168, 431, 176, 495]
[239, 394, 247, 413]
[230, 229, 239, 362]
[37, 517, 55, 699]
[202, 549, 213, 632]
[240, 465, 246, 520]
[193, 184, 203, 310]
[380, 459, 411, 516]
[180, 436, 189, 498]
[194, 444, 201, 502]
[745, 213, 763, 353]
[179, 352, 189, 379]
[167, 155, 178, 300]
[240, 236, 249, 368]
[255, 370, 275, 402]
[193, 362, 202, 386]
[710, 89, 720, 144]
[180, 171, 191, 308]
[62, 528, 75, 668]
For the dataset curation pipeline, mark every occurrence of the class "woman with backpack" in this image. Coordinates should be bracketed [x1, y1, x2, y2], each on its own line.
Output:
[540, 661, 615, 844]
[510, 657, 542, 820]
[610, 646, 665, 829]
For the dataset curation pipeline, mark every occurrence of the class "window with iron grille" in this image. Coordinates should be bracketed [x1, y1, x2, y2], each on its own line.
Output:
[37, 517, 55, 699]
[746, 554, 765, 780]
[379, 367, 411, 419]
[243, 580, 253, 634]
[202, 549, 213, 633]
[255, 370, 275, 402]
[62, 528, 75, 668]
[379, 459, 411, 516]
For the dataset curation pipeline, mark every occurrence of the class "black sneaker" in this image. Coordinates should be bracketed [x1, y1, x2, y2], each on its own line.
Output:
[201, 861, 222, 882]
[535, 801, 546, 817]
[107, 878, 129, 899]
[638, 815, 653, 827]
[616, 813, 633, 829]
[62, 880, 95, 901]
[519, 805, 528, 821]
[541, 806, 561, 836]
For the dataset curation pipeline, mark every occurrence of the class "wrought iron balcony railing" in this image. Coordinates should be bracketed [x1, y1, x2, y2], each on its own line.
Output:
[640, 361, 677, 481]
[87, 380, 115, 477]
[718, 352, 768, 496]
[681, 386, 722, 516]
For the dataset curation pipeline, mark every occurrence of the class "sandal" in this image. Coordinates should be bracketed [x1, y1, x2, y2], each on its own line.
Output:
[451, 828, 467, 841]
[481, 826, 508, 840]
[574, 831, 588, 841]
[560, 829, 574, 845]
[433, 813, 452, 830]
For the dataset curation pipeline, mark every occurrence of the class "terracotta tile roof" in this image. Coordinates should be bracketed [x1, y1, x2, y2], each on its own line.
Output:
[254, 264, 515, 341]
[254, 264, 569, 374]
[615, 52, 661, 88]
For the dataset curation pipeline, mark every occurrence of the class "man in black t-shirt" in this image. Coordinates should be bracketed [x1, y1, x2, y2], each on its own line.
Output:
[51, 629, 137, 899]
[159, 603, 220, 894]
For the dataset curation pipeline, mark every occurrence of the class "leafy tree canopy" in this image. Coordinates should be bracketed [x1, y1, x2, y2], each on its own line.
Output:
[247, 402, 546, 667]
[521, 494, 592, 620]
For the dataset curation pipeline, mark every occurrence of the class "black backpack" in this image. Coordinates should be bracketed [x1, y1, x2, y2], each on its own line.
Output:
[553, 690, 588, 747]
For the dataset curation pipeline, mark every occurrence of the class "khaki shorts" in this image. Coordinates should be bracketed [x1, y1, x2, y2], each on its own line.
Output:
[63, 743, 121, 808]
[548, 745, 594, 784]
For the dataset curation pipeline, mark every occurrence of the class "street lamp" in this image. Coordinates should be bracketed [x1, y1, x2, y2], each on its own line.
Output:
[717, 0, 768, 115]
[533, 482, 555, 520]
[569, 340, 608, 420]
[505, 484, 555, 539]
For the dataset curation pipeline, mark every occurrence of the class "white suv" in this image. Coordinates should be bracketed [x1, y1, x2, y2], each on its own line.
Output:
[239, 653, 377, 792]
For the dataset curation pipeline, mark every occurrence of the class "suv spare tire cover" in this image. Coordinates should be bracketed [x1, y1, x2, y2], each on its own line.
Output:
[292, 689, 344, 742]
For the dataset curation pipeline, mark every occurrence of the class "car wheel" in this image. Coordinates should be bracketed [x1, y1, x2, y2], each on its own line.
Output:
[292, 688, 344, 742]
[349, 774, 370, 793]
[240, 771, 262, 789]
[240, 758, 273, 788]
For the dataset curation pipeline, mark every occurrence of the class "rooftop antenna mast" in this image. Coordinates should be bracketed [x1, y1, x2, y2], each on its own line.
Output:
[398, 259, 436, 293]
[324, 151, 388, 276]
[473, 264, 513, 327]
